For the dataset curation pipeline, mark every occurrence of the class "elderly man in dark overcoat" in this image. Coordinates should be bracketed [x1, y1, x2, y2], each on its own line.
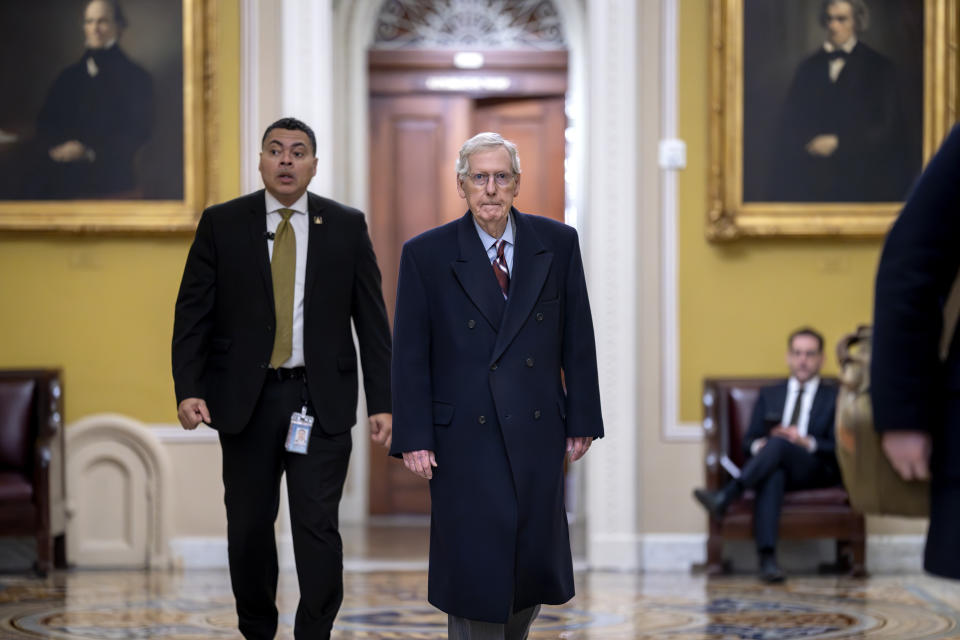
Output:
[390, 132, 604, 639]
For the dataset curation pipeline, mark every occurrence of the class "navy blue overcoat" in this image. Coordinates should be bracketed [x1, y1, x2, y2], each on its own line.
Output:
[390, 209, 604, 623]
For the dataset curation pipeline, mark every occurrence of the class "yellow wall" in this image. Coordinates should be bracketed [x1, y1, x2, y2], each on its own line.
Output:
[677, 0, 885, 423]
[0, 1, 241, 425]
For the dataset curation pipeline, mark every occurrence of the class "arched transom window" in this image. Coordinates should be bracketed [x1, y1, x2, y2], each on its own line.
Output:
[373, 0, 566, 50]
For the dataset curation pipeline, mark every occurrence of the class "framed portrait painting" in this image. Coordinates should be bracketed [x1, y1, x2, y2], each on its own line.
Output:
[0, 0, 216, 231]
[707, 0, 957, 240]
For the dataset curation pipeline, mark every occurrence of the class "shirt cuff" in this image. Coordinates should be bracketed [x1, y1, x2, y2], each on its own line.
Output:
[750, 439, 764, 456]
[806, 436, 817, 453]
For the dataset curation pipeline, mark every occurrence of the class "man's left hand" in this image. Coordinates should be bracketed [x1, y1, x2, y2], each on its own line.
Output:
[567, 437, 593, 462]
[369, 413, 392, 449]
[49, 140, 90, 162]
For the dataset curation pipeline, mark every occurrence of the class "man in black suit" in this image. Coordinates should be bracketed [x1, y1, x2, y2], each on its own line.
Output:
[766, 0, 913, 202]
[872, 124, 960, 580]
[694, 328, 840, 582]
[172, 117, 392, 639]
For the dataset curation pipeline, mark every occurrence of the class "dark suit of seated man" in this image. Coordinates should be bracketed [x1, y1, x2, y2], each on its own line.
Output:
[694, 327, 841, 583]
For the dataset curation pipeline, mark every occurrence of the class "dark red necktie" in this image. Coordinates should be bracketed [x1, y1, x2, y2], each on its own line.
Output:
[492, 240, 510, 298]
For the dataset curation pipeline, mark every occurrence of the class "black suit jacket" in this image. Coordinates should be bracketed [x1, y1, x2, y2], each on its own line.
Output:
[742, 379, 839, 470]
[172, 190, 391, 434]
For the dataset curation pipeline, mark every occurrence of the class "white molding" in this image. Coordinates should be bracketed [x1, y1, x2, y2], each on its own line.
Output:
[67, 414, 174, 569]
[660, 0, 701, 442]
[866, 535, 925, 574]
[149, 424, 220, 444]
[642, 534, 705, 571]
[584, 0, 641, 572]
[240, 0, 260, 193]
[280, 0, 334, 196]
[588, 533, 643, 571]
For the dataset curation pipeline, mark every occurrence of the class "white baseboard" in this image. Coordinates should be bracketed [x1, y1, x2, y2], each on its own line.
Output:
[169, 533, 926, 573]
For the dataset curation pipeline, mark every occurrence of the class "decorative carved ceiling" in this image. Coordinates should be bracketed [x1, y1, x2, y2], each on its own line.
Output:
[372, 0, 566, 50]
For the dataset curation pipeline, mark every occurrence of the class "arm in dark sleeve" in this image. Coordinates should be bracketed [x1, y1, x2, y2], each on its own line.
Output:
[351, 216, 392, 416]
[172, 211, 217, 404]
[388, 245, 435, 458]
[742, 390, 771, 459]
[813, 386, 838, 458]
[561, 230, 604, 439]
[872, 124, 960, 433]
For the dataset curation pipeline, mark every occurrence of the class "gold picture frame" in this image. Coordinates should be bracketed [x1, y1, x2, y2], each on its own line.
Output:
[707, 0, 957, 240]
[0, 0, 217, 232]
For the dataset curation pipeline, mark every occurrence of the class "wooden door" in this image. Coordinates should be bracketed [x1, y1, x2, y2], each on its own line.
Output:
[368, 91, 567, 516]
[368, 94, 470, 515]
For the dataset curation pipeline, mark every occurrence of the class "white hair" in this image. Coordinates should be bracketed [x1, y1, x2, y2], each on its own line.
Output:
[455, 132, 522, 177]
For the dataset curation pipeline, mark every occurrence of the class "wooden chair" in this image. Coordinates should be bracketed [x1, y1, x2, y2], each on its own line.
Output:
[701, 377, 865, 576]
[0, 370, 67, 575]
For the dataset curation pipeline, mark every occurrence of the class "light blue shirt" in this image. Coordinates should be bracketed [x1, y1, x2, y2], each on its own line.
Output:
[472, 213, 516, 277]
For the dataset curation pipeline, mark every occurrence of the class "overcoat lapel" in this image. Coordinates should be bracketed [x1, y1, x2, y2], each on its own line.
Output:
[303, 193, 328, 316]
[246, 190, 274, 305]
[490, 210, 552, 364]
[451, 212, 506, 331]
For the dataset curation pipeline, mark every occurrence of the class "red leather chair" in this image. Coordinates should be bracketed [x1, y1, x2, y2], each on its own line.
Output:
[702, 377, 865, 576]
[0, 370, 67, 575]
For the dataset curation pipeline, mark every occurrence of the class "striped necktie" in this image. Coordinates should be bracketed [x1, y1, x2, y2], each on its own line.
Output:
[788, 384, 805, 427]
[492, 239, 510, 298]
[269, 208, 295, 367]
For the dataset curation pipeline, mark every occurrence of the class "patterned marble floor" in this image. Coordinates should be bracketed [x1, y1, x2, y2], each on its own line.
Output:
[1, 569, 960, 639]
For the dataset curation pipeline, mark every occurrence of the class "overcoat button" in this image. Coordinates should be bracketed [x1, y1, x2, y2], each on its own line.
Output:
[525, 357, 534, 367]
[490, 363, 498, 371]
[534, 409, 541, 419]
[536, 312, 544, 322]
[478, 415, 487, 424]
[468, 319, 476, 329]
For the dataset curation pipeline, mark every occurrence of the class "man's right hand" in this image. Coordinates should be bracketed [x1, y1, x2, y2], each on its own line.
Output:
[805, 134, 839, 157]
[881, 430, 932, 481]
[402, 449, 437, 479]
[177, 398, 211, 430]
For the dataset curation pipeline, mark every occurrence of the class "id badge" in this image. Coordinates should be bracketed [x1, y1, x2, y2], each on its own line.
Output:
[285, 406, 314, 455]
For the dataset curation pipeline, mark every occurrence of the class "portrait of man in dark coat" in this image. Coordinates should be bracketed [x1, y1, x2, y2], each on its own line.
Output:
[22, 0, 153, 199]
[742, 0, 922, 204]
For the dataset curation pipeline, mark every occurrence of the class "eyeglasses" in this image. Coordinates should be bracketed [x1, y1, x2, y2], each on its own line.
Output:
[464, 172, 515, 188]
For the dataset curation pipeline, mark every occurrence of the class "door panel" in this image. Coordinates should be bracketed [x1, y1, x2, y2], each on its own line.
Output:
[368, 95, 469, 515]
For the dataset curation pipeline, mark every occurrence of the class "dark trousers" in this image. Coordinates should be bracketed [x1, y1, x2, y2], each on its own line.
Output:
[219, 376, 352, 640]
[739, 437, 838, 551]
[448, 605, 541, 640]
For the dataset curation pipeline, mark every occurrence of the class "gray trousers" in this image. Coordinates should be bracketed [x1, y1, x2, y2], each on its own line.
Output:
[448, 605, 541, 640]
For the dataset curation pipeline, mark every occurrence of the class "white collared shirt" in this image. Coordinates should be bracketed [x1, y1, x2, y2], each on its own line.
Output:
[751, 375, 822, 456]
[473, 212, 516, 278]
[824, 37, 857, 83]
[265, 191, 309, 368]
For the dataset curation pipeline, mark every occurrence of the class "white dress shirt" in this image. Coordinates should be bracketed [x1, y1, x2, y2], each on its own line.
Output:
[824, 37, 857, 83]
[750, 375, 821, 456]
[265, 191, 309, 368]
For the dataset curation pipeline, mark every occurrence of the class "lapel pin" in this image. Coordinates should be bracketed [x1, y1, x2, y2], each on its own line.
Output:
[313, 215, 323, 225]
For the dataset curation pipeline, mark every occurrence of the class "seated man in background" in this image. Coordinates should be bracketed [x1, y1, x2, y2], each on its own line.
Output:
[693, 327, 841, 582]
